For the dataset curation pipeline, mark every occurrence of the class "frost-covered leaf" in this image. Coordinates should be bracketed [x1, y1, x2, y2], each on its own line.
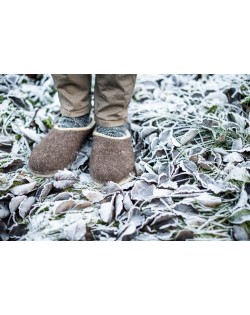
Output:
[180, 160, 198, 174]
[140, 126, 158, 139]
[141, 173, 159, 183]
[54, 169, 77, 181]
[205, 91, 228, 102]
[127, 207, 144, 227]
[239, 146, 250, 153]
[232, 138, 243, 151]
[0, 202, 10, 219]
[53, 180, 77, 189]
[18, 126, 42, 142]
[234, 187, 248, 209]
[123, 192, 133, 211]
[223, 152, 244, 163]
[0, 158, 24, 172]
[180, 129, 199, 145]
[82, 189, 104, 203]
[229, 112, 247, 128]
[175, 184, 201, 194]
[156, 231, 175, 241]
[0, 220, 7, 233]
[79, 172, 92, 184]
[232, 225, 249, 241]
[54, 192, 72, 201]
[63, 221, 86, 241]
[158, 162, 174, 177]
[115, 194, 124, 218]
[226, 167, 250, 183]
[9, 223, 28, 238]
[53, 199, 76, 215]
[196, 173, 215, 188]
[173, 201, 197, 214]
[9, 195, 26, 213]
[168, 136, 181, 148]
[19, 196, 36, 218]
[186, 216, 207, 227]
[175, 230, 194, 241]
[158, 178, 178, 190]
[229, 208, 250, 224]
[120, 180, 135, 190]
[197, 156, 213, 170]
[153, 188, 172, 198]
[10, 181, 36, 196]
[36, 182, 53, 202]
[73, 201, 93, 210]
[117, 221, 137, 241]
[194, 193, 222, 208]
[103, 181, 122, 194]
[131, 180, 154, 201]
[238, 161, 250, 169]
[99, 201, 115, 224]
[158, 129, 171, 144]
[150, 213, 176, 230]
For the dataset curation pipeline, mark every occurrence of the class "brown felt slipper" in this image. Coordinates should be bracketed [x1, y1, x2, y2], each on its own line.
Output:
[28, 119, 95, 177]
[89, 129, 135, 185]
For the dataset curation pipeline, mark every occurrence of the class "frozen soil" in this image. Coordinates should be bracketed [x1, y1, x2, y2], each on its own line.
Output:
[1, 74, 250, 241]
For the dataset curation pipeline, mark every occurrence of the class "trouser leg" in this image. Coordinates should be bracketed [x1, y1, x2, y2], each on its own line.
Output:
[94, 74, 137, 127]
[52, 74, 92, 117]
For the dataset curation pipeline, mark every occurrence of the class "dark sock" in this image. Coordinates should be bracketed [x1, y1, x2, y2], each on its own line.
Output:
[95, 124, 129, 137]
[57, 113, 91, 128]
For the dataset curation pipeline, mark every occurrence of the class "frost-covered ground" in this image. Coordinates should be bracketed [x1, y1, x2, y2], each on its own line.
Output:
[1, 74, 250, 241]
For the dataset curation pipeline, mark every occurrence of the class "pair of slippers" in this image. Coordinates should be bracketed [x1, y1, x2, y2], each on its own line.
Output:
[28, 118, 135, 185]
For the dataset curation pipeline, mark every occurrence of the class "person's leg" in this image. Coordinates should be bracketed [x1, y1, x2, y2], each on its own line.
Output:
[89, 74, 137, 184]
[94, 74, 136, 129]
[28, 74, 95, 177]
[52, 74, 92, 127]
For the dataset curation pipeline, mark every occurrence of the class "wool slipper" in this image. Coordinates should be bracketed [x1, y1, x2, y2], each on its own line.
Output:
[89, 129, 135, 185]
[28, 118, 95, 177]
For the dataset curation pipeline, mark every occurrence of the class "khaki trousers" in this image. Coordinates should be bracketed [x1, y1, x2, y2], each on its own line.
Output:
[52, 74, 137, 127]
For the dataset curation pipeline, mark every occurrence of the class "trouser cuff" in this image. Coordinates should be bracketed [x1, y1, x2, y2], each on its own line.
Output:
[95, 117, 128, 127]
[60, 106, 91, 118]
